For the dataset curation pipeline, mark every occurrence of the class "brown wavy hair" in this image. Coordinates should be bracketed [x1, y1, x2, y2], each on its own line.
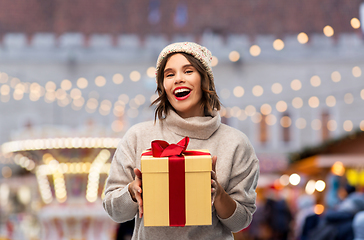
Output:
[151, 52, 221, 121]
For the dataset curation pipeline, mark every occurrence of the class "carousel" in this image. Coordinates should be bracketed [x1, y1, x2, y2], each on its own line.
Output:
[1, 125, 121, 240]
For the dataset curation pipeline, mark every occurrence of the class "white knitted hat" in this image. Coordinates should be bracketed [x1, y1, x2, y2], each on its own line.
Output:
[156, 42, 214, 81]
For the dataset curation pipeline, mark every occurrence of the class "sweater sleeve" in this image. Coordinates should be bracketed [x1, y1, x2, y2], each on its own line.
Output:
[102, 129, 139, 223]
[217, 134, 260, 232]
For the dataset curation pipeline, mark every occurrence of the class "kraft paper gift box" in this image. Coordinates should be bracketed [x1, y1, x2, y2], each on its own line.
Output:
[141, 137, 212, 227]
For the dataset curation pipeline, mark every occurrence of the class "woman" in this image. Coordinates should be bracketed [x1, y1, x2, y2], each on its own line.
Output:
[103, 42, 259, 239]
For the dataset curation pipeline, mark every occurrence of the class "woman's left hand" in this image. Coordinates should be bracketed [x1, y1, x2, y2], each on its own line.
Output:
[211, 156, 221, 205]
[211, 155, 237, 219]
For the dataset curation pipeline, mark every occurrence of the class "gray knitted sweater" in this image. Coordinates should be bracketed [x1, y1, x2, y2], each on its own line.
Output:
[103, 110, 259, 240]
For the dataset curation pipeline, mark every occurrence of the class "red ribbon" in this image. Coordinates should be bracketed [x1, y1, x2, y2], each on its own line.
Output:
[142, 137, 210, 227]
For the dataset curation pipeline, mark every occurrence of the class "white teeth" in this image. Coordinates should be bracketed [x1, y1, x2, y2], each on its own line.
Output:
[174, 88, 190, 94]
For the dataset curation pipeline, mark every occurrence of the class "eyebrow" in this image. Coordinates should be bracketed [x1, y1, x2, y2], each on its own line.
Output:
[164, 64, 194, 73]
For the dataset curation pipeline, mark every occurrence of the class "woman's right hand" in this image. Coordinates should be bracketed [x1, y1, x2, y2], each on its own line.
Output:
[128, 168, 143, 218]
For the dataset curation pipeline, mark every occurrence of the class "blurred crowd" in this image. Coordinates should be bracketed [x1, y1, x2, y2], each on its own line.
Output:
[232, 175, 364, 240]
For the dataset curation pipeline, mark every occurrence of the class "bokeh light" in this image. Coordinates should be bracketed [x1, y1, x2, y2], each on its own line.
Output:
[95, 76, 106, 87]
[276, 101, 288, 112]
[311, 119, 322, 130]
[292, 97, 303, 109]
[289, 173, 301, 186]
[260, 104, 272, 115]
[211, 56, 218, 67]
[323, 25, 334, 37]
[250, 45, 261, 57]
[308, 96, 319, 108]
[352, 66, 362, 77]
[310, 75, 321, 87]
[112, 73, 124, 84]
[77, 77, 88, 89]
[273, 39, 284, 51]
[229, 51, 240, 62]
[297, 32, 309, 44]
[351, 18, 361, 29]
[331, 71, 341, 82]
[291, 79, 302, 91]
[271, 83, 283, 94]
[326, 95, 336, 107]
[252, 85, 263, 97]
[233, 86, 245, 97]
[343, 120, 353, 132]
[130, 71, 141, 82]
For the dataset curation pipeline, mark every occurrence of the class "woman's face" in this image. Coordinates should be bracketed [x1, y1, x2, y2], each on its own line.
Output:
[163, 53, 204, 118]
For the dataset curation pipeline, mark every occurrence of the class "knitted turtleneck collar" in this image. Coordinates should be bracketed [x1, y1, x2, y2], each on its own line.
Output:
[164, 109, 221, 140]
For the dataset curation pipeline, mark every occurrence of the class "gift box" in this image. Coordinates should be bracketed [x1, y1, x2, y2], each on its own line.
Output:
[141, 137, 212, 227]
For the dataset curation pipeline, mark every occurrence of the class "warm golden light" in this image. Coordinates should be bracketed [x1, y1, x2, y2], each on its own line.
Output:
[211, 56, 218, 67]
[351, 18, 361, 29]
[95, 76, 106, 87]
[61, 79, 72, 91]
[276, 101, 288, 112]
[292, 97, 303, 109]
[70, 88, 82, 99]
[361, 120, 364, 131]
[297, 32, 309, 44]
[315, 180, 326, 192]
[308, 96, 319, 108]
[314, 204, 325, 215]
[112, 73, 124, 84]
[77, 77, 88, 89]
[343, 120, 353, 132]
[289, 173, 301, 186]
[326, 95, 336, 107]
[352, 66, 362, 77]
[45, 81, 57, 92]
[331, 161, 345, 176]
[245, 105, 256, 116]
[146, 67, 156, 78]
[252, 85, 263, 97]
[271, 83, 283, 94]
[327, 120, 337, 132]
[280, 116, 292, 128]
[250, 45, 261, 57]
[233, 86, 245, 97]
[130, 71, 141, 82]
[273, 39, 285, 51]
[296, 118, 307, 129]
[311, 119, 322, 130]
[323, 25, 334, 37]
[260, 104, 272, 115]
[331, 71, 341, 82]
[305, 180, 316, 195]
[229, 51, 240, 62]
[310, 75, 321, 87]
[265, 114, 277, 126]
[291, 79, 302, 91]
[0, 85, 10, 95]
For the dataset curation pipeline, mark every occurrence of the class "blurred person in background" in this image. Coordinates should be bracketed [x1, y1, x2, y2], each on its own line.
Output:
[353, 210, 364, 240]
[294, 194, 316, 240]
[307, 190, 364, 240]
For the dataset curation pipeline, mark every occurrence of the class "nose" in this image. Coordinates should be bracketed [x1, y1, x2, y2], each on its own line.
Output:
[174, 71, 185, 84]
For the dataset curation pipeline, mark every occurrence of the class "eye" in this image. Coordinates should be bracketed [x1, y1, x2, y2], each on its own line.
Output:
[185, 70, 193, 74]
[166, 73, 174, 78]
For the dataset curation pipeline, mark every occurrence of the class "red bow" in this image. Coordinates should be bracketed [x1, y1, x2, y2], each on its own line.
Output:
[151, 137, 189, 157]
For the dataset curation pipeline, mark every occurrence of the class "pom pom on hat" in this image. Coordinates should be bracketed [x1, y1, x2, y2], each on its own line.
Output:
[156, 42, 214, 82]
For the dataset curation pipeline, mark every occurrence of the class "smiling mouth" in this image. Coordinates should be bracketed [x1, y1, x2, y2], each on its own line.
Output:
[174, 88, 191, 99]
